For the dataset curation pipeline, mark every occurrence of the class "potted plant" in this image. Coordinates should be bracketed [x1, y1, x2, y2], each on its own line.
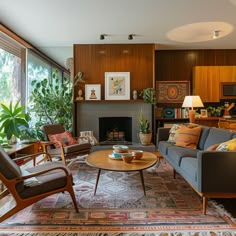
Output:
[207, 106, 224, 117]
[0, 100, 30, 143]
[139, 88, 156, 105]
[138, 111, 152, 145]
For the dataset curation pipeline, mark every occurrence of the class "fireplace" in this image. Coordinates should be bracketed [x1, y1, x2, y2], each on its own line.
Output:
[99, 117, 132, 145]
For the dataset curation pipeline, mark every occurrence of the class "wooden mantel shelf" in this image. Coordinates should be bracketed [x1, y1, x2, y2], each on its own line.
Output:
[74, 99, 145, 103]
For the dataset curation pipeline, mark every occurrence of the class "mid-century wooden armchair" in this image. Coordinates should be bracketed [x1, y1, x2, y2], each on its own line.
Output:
[0, 145, 78, 223]
[41, 124, 91, 165]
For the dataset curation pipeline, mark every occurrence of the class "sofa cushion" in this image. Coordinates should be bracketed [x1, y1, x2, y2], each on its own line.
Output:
[179, 157, 198, 185]
[206, 143, 220, 150]
[216, 138, 236, 151]
[197, 126, 211, 150]
[203, 128, 235, 150]
[158, 141, 174, 155]
[175, 125, 202, 149]
[167, 146, 199, 166]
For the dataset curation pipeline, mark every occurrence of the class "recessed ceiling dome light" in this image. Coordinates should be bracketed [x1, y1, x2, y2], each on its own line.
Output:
[212, 30, 220, 39]
[167, 21, 233, 43]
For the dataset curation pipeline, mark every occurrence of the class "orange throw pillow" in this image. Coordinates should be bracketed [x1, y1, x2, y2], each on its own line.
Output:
[48, 130, 78, 148]
[175, 125, 202, 149]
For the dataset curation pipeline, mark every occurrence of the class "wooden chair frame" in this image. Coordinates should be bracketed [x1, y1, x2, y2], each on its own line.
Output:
[0, 152, 78, 223]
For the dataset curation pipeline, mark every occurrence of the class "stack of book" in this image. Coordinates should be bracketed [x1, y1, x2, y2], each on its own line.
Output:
[174, 108, 189, 118]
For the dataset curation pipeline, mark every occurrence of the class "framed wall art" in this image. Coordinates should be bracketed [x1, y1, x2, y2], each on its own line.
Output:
[105, 72, 130, 100]
[85, 84, 101, 100]
[156, 81, 190, 103]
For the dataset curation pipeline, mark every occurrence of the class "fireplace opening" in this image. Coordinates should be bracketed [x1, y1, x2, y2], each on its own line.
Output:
[99, 117, 132, 145]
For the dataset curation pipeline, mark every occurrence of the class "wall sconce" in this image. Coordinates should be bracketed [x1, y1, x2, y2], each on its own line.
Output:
[128, 34, 135, 40]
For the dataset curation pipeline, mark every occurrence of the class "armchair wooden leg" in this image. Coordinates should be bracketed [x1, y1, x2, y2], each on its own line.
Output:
[67, 183, 79, 213]
[173, 169, 176, 179]
[203, 197, 207, 215]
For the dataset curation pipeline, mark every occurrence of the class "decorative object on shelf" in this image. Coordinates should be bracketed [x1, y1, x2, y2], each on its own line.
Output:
[85, 84, 101, 100]
[138, 110, 152, 145]
[223, 102, 235, 118]
[73, 71, 85, 87]
[76, 89, 84, 100]
[200, 109, 208, 117]
[182, 95, 204, 123]
[105, 72, 130, 100]
[163, 108, 175, 118]
[156, 81, 190, 103]
[133, 90, 138, 100]
[139, 87, 156, 104]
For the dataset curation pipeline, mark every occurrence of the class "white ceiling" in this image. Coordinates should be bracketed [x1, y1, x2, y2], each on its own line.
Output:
[1, 0, 236, 67]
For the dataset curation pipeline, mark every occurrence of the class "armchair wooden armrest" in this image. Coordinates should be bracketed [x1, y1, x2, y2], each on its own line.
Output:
[13, 151, 52, 166]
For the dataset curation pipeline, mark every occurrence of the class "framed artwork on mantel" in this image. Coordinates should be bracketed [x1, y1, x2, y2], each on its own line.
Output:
[85, 84, 101, 100]
[105, 72, 130, 100]
[156, 81, 190, 103]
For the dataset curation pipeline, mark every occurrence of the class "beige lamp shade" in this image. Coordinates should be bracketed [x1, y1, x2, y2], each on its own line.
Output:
[182, 96, 204, 123]
[182, 96, 204, 110]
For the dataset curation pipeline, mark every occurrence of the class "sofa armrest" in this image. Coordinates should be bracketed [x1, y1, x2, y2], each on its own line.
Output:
[197, 150, 236, 193]
[156, 127, 170, 145]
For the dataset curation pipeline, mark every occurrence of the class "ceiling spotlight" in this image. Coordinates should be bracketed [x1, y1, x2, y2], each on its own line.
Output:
[128, 34, 134, 40]
[100, 34, 106, 40]
[212, 30, 220, 39]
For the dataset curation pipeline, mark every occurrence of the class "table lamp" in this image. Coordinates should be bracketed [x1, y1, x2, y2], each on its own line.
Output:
[182, 96, 204, 123]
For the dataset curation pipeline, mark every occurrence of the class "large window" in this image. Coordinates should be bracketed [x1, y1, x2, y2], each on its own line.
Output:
[0, 29, 72, 140]
[0, 33, 23, 104]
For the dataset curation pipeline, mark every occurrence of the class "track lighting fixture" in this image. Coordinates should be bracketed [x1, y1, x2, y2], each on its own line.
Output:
[128, 34, 134, 40]
[100, 34, 106, 40]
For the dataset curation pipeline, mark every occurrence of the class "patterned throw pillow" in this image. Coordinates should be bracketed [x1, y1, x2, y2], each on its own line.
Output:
[167, 124, 182, 143]
[167, 123, 199, 143]
[175, 125, 202, 149]
[48, 130, 78, 148]
[206, 143, 220, 150]
[216, 138, 236, 151]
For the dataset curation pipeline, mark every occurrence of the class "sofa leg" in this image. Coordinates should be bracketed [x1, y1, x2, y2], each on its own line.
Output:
[203, 197, 207, 215]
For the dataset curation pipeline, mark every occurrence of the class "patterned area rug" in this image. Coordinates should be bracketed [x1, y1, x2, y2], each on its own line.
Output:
[0, 159, 236, 234]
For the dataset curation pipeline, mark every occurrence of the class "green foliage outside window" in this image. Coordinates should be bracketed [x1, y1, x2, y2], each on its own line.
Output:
[28, 71, 73, 140]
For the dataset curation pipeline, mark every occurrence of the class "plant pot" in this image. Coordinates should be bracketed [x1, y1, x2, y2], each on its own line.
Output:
[139, 132, 152, 146]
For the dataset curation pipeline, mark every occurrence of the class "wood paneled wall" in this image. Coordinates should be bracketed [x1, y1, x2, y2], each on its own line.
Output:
[74, 44, 155, 99]
[155, 49, 236, 93]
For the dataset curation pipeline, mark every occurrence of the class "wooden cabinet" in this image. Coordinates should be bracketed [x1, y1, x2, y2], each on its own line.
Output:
[193, 66, 236, 102]
[219, 66, 236, 82]
[193, 66, 220, 102]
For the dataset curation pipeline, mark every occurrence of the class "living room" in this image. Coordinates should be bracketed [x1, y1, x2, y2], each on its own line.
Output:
[1, 0, 236, 235]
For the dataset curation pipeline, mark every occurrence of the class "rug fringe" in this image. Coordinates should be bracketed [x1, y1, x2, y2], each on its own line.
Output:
[1, 230, 236, 236]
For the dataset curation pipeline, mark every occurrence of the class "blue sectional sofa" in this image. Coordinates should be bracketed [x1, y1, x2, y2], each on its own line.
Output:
[157, 125, 236, 214]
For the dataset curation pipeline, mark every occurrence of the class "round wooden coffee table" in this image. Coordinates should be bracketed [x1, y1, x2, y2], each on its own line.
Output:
[86, 150, 158, 196]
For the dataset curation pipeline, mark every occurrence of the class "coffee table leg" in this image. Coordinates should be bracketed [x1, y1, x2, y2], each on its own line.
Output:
[94, 168, 101, 195]
[139, 170, 146, 196]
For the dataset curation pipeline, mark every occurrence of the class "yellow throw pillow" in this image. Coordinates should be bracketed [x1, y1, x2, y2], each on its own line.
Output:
[175, 125, 202, 149]
[216, 138, 236, 151]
